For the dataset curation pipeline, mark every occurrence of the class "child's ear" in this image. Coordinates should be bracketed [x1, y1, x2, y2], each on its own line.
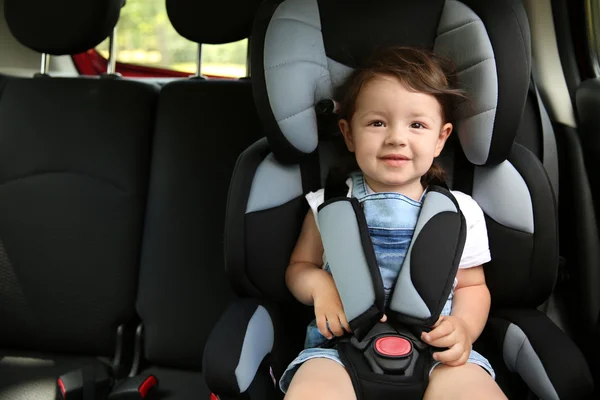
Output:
[434, 122, 453, 157]
[339, 119, 355, 152]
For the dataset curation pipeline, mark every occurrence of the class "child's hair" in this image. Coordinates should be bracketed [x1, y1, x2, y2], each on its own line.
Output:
[336, 46, 467, 186]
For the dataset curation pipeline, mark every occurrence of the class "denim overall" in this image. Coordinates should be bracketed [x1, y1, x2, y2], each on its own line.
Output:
[279, 172, 494, 393]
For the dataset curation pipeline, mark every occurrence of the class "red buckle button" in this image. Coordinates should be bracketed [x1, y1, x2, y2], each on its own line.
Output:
[138, 375, 158, 398]
[57, 378, 66, 398]
[374, 336, 412, 357]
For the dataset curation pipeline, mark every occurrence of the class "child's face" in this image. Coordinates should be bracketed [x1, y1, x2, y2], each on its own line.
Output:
[339, 75, 452, 197]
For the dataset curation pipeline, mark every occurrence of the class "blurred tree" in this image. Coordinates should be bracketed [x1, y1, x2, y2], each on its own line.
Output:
[97, 0, 247, 76]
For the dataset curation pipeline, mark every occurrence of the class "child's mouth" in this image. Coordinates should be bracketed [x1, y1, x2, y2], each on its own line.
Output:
[380, 154, 410, 167]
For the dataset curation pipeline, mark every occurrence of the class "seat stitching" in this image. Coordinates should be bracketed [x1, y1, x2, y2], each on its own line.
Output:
[467, 107, 496, 118]
[265, 59, 328, 72]
[457, 57, 494, 74]
[437, 19, 480, 38]
[278, 105, 313, 123]
[271, 16, 321, 31]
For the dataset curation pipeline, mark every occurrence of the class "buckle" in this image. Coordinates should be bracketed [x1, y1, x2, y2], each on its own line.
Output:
[369, 335, 414, 374]
[57, 365, 113, 400]
[350, 322, 422, 375]
[108, 374, 158, 399]
[374, 336, 412, 357]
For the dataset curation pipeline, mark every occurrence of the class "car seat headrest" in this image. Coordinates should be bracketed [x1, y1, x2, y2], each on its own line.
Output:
[3, 0, 124, 55]
[252, 0, 531, 166]
[166, 0, 262, 45]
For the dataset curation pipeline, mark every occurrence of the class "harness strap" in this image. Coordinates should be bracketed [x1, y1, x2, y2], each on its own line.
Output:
[317, 172, 466, 335]
[318, 195, 384, 341]
[316, 172, 466, 399]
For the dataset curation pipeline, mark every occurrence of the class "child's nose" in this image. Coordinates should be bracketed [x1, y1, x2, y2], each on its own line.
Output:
[384, 127, 408, 146]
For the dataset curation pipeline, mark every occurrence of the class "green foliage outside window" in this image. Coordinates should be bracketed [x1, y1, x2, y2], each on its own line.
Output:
[97, 0, 247, 77]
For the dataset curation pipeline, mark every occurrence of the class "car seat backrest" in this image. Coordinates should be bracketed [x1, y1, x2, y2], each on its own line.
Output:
[0, 73, 7, 96]
[225, 0, 557, 314]
[0, 0, 158, 356]
[135, 0, 262, 369]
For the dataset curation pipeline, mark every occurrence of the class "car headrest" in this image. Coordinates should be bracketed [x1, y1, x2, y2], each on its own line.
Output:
[166, 0, 262, 45]
[3, 0, 124, 55]
[252, 0, 531, 167]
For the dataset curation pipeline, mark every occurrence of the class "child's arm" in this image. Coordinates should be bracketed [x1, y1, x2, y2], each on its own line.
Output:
[451, 265, 490, 343]
[285, 211, 350, 338]
[285, 210, 327, 305]
[421, 265, 490, 366]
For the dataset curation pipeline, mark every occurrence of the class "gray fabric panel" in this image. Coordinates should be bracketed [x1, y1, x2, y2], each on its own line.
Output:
[434, 0, 498, 165]
[389, 191, 457, 318]
[503, 324, 559, 400]
[246, 153, 303, 213]
[456, 109, 497, 166]
[318, 201, 376, 321]
[264, 0, 329, 153]
[456, 60, 497, 114]
[327, 57, 354, 90]
[235, 306, 274, 393]
[473, 162, 534, 233]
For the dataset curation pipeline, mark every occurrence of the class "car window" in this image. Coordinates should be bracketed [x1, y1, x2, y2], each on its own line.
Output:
[95, 0, 248, 78]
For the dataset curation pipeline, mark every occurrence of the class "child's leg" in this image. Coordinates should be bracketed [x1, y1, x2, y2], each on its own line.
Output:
[424, 364, 507, 400]
[284, 358, 356, 400]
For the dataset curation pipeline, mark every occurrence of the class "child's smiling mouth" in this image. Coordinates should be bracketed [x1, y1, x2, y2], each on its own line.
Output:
[380, 154, 410, 167]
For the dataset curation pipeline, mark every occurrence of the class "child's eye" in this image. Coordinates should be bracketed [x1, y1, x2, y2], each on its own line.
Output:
[369, 120, 385, 127]
[410, 122, 426, 129]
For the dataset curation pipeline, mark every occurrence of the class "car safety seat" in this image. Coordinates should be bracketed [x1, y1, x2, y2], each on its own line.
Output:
[203, 0, 594, 399]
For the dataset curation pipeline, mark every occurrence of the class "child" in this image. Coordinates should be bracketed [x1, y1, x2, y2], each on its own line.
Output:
[280, 47, 507, 400]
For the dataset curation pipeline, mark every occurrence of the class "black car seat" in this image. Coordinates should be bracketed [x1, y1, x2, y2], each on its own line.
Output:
[202, 0, 594, 399]
[126, 0, 262, 398]
[0, 0, 158, 398]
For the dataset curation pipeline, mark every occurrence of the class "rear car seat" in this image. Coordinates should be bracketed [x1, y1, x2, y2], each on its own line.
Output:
[0, 73, 7, 94]
[0, 0, 158, 398]
[129, 0, 262, 398]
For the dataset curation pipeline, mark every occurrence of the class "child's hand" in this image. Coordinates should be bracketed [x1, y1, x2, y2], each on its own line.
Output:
[420, 315, 471, 366]
[312, 272, 351, 339]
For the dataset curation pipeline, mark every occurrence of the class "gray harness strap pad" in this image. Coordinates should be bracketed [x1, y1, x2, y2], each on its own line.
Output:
[318, 196, 385, 340]
[388, 186, 466, 328]
[317, 184, 466, 339]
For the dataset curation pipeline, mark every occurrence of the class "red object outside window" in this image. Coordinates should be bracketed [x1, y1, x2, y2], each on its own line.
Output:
[72, 49, 234, 79]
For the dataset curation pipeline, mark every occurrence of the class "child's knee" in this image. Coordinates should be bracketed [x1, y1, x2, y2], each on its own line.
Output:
[284, 359, 355, 400]
[285, 380, 346, 400]
[425, 364, 507, 400]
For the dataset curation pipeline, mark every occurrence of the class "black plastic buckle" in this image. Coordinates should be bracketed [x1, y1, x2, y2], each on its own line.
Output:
[108, 374, 158, 399]
[57, 365, 113, 400]
[350, 322, 423, 376]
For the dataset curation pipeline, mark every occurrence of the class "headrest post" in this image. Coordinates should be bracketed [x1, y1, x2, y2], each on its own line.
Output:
[40, 53, 50, 75]
[246, 36, 251, 77]
[107, 27, 118, 75]
[195, 43, 203, 77]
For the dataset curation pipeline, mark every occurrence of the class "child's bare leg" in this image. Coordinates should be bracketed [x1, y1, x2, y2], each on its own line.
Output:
[424, 364, 507, 400]
[284, 358, 356, 400]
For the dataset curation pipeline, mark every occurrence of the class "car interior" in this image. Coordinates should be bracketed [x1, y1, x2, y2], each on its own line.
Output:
[0, 0, 599, 399]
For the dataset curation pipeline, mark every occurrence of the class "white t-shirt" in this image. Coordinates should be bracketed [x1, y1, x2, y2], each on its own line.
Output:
[306, 179, 491, 270]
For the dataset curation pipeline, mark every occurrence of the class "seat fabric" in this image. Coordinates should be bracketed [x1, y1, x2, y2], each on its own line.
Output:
[136, 79, 262, 370]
